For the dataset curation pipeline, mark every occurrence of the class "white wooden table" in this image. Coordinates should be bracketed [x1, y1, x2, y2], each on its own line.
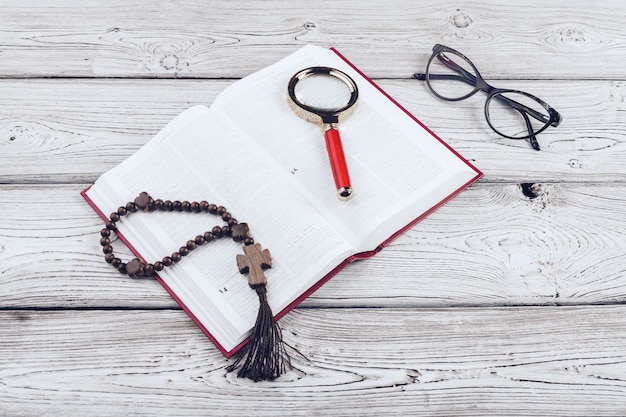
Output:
[2, 1, 625, 415]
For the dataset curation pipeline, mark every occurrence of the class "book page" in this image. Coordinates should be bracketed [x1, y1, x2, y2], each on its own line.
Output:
[210, 45, 479, 251]
[86, 106, 353, 351]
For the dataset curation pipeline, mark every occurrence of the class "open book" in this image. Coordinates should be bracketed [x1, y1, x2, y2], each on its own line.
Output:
[82, 44, 482, 356]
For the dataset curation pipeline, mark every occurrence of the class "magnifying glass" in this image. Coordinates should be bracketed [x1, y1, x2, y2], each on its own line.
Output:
[288, 66, 359, 200]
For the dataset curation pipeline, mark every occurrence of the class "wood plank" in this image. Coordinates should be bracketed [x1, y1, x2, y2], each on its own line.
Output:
[0, 0, 624, 79]
[1, 183, 624, 308]
[1, 79, 624, 184]
[1, 306, 625, 416]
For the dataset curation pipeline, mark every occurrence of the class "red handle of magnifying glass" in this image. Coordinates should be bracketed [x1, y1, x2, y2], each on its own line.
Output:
[324, 128, 353, 200]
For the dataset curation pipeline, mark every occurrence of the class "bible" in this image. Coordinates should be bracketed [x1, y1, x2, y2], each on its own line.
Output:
[82, 44, 482, 357]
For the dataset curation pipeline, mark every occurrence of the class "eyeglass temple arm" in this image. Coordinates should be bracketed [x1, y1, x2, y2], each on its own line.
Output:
[495, 94, 554, 125]
[520, 111, 541, 151]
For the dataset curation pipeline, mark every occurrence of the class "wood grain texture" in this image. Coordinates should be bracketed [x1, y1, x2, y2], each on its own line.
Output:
[0, 79, 624, 184]
[1, 183, 624, 308]
[1, 1, 625, 414]
[0, 0, 625, 79]
[2, 307, 626, 416]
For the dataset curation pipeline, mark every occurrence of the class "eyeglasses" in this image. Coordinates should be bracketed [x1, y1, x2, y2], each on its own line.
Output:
[414, 44, 562, 151]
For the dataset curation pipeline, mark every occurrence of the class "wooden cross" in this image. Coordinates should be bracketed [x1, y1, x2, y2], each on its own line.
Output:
[236, 243, 272, 288]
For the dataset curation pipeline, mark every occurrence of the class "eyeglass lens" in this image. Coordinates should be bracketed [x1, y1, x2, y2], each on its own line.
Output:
[426, 49, 552, 141]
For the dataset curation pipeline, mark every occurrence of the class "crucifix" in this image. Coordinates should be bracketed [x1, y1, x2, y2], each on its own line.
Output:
[236, 243, 272, 288]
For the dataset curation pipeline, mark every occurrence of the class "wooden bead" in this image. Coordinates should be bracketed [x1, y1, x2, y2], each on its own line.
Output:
[222, 226, 231, 236]
[212, 226, 222, 238]
[171, 252, 182, 263]
[181, 201, 191, 211]
[231, 223, 249, 242]
[102, 245, 113, 254]
[154, 199, 164, 210]
[117, 206, 128, 216]
[179, 247, 189, 257]
[100, 228, 110, 237]
[162, 256, 172, 266]
[145, 264, 155, 276]
[111, 258, 122, 268]
[199, 201, 209, 211]
[190, 202, 200, 212]
[208, 204, 217, 214]
[186, 240, 197, 250]
[134, 192, 151, 210]
[125, 202, 137, 212]
[126, 258, 145, 277]
[163, 200, 173, 211]
[100, 237, 110, 246]
[217, 206, 226, 215]
[104, 253, 115, 263]
[110, 212, 120, 222]
[172, 201, 182, 211]
[244, 237, 255, 246]
[153, 262, 164, 271]
[203, 232, 214, 242]
[105, 221, 116, 230]
[228, 218, 238, 226]
[195, 235, 206, 245]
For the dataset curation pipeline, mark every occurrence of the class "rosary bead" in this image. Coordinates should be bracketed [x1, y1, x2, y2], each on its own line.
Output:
[102, 244, 113, 254]
[222, 225, 231, 237]
[195, 235, 206, 245]
[181, 201, 191, 211]
[190, 202, 200, 212]
[153, 261, 164, 271]
[126, 258, 144, 277]
[154, 199, 164, 210]
[173, 201, 182, 211]
[199, 201, 209, 211]
[145, 264, 155, 276]
[106, 221, 116, 230]
[212, 226, 223, 238]
[117, 206, 128, 216]
[105, 253, 115, 263]
[179, 247, 189, 256]
[228, 218, 238, 226]
[171, 252, 182, 263]
[134, 192, 152, 210]
[118, 263, 127, 274]
[208, 204, 217, 214]
[230, 223, 249, 242]
[163, 200, 173, 211]
[126, 202, 137, 212]
[111, 257, 122, 268]
[203, 231, 214, 242]
[244, 237, 255, 246]
[162, 256, 173, 266]
[100, 237, 111, 246]
[110, 212, 121, 222]
[217, 206, 227, 215]
[100, 228, 111, 237]
[186, 240, 197, 250]
[221, 212, 232, 221]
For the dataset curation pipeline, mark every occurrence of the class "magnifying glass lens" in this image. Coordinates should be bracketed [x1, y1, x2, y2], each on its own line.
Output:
[293, 74, 353, 112]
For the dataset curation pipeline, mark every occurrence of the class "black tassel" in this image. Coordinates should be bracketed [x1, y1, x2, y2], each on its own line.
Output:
[226, 285, 290, 381]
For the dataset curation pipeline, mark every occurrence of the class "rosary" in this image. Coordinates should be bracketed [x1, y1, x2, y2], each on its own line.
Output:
[99, 191, 290, 381]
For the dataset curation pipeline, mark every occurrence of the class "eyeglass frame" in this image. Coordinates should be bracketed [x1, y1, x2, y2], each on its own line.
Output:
[414, 44, 562, 151]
